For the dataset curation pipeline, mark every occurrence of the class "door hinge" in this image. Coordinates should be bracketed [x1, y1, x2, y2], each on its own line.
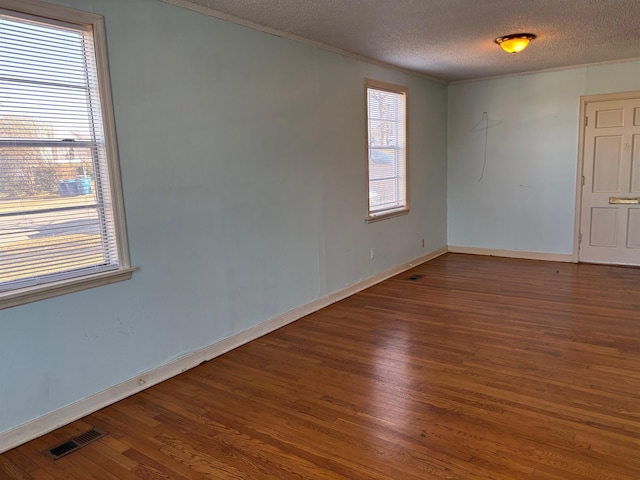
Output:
[581, 176, 585, 186]
[584, 116, 588, 127]
[578, 233, 582, 244]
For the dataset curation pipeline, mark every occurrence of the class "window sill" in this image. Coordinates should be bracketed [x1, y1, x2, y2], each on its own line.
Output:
[366, 208, 410, 223]
[0, 267, 138, 310]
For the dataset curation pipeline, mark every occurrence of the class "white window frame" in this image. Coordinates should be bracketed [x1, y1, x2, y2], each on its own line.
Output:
[365, 78, 409, 223]
[0, 0, 134, 309]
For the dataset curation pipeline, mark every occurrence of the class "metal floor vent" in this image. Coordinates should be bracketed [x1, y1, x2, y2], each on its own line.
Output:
[44, 428, 106, 460]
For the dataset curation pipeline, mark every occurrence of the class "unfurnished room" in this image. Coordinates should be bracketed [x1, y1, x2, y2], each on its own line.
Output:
[0, 0, 639, 478]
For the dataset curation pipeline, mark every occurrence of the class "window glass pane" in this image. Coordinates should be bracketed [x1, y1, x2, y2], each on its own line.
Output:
[366, 82, 407, 217]
[0, 10, 120, 292]
[0, 18, 89, 86]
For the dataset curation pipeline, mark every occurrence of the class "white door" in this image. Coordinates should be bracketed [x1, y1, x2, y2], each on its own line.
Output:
[579, 97, 640, 265]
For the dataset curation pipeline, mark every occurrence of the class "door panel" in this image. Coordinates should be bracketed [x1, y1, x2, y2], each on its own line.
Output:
[628, 209, 640, 248]
[593, 136, 621, 192]
[632, 135, 640, 193]
[579, 97, 640, 265]
[589, 208, 617, 247]
[596, 108, 624, 128]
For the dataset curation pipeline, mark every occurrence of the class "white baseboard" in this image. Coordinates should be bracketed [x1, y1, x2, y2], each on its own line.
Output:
[0, 246, 447, 454]
[448, 246, 574, 263]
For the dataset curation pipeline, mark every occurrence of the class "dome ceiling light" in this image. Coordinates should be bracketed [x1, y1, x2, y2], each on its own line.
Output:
[495, 33, 537, 54]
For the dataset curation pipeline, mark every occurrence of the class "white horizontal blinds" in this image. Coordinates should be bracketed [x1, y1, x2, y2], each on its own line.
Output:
[0, 11, 118, 290]
[367, 85, 407, 214]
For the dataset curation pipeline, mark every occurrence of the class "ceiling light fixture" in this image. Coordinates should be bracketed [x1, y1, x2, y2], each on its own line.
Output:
[495, 33, 536, 54]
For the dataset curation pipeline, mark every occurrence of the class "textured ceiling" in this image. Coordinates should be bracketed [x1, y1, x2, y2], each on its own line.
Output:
[163, 0, 640, 83]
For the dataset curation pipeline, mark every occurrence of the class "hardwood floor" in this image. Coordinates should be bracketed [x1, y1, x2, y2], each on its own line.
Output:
[2, 253, 640, 479]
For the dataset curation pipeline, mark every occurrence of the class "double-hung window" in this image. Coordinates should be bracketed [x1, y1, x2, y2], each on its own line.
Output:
[366, 79, 408, 221]
[0, 1, 133, 308]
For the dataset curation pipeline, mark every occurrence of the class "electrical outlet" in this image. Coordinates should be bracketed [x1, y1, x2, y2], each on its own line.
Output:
[421, 239, 425, 248]
[370, 247, 375, 259]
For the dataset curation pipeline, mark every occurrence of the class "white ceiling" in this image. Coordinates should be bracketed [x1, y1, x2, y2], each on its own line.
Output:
[163, 0, 640, 83]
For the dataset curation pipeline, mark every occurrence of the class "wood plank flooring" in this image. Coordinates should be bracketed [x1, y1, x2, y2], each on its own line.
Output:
[2, 253, 640, 479]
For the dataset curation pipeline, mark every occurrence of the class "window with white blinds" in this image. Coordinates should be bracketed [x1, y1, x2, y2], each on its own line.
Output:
[0, 2, 132, 307]
[366, 79, 408, 221]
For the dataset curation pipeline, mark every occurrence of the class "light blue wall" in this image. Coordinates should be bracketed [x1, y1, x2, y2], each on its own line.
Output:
[0, 0, 447, 434]
[448, 59, 640, 253]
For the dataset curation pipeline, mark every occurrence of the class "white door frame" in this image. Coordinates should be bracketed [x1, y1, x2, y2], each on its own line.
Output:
[573, 90, 640, 263]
